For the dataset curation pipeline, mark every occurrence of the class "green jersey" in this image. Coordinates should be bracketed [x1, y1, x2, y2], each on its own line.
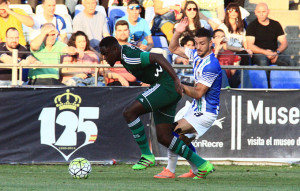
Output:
[120, 45, 170, 84]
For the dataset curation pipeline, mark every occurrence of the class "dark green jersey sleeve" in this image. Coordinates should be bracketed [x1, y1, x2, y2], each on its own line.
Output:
[140, 52, 151, 67]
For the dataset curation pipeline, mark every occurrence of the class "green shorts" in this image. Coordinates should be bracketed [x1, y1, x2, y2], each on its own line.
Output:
[136, 77, 181, 125]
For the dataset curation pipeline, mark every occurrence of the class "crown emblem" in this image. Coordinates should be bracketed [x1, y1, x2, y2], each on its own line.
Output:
[54, 89, 82, 110]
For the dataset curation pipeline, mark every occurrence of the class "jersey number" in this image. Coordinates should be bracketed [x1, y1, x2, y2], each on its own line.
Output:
[155, 65, 163, 77]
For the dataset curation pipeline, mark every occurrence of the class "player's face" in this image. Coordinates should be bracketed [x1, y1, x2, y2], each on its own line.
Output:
[184, 40, 195, 50]
[75, 35, 87, 51]
[255, 5, 269, 23]
[6, 30, 19, 49]
[43, 0, 56, 17]
[115, 25, 130, 43]
[83, 0, 97, 15]
[194, 36, 212, 58]
[127, 4, 140, 22]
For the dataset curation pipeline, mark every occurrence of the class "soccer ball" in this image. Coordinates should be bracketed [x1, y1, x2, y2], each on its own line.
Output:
[68, 157, 92, 179]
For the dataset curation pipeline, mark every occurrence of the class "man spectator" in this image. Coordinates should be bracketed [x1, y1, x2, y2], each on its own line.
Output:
[246, 2, 297, 67]
[0, 27, 41, 85]
[116, 0, 153, 51]
[108, 20, 144, 86]
[0, 0, 34, 46]
[73, 0, 110, 52]
[31, 0, 68, 43]
[29, 23, 77, 85]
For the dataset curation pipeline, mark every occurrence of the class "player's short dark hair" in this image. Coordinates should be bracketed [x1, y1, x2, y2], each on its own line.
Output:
[128, 0, 140, 6]
[212, 29, 225, 38]
[99, 36, 120, 54]
[6, 27, 18, 37]
[180, 36, 195, 47]
[115, 20, 129, 31]
[195, 28, 212, 41]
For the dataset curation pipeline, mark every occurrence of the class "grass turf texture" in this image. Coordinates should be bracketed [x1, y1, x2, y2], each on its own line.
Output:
[0, 164, 299, 191]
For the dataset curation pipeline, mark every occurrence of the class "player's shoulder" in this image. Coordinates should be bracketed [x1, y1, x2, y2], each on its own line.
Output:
[203, 53, 221, 72]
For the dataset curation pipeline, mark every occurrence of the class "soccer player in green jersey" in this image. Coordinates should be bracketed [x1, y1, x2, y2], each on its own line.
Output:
[100, 37, 213, 178]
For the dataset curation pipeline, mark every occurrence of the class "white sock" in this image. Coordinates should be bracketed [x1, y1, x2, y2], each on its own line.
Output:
[166, 149, 178, 173]
[187, 160, 198, 175]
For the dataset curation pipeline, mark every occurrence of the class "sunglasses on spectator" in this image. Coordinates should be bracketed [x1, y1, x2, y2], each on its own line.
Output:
[128, 5, 140, 10]
[187, 8, 197, 11]
[228, 8, 239, 13]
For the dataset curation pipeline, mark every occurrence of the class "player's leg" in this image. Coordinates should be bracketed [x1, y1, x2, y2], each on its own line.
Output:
[154, 132, 196, 179]
[123, 100, 155, 170]
[172, 111, 218, 179]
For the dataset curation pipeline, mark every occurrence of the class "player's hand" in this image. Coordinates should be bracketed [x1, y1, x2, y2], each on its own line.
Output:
[175, 17, 188, 34]
[174, 78, 183, 96]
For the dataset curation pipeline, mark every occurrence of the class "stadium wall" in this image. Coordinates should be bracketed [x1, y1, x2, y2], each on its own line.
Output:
[0, 87, 299, 164]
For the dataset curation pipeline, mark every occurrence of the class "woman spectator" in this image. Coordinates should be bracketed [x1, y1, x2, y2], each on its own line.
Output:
[218, 2, 252, 65]
[194, 0, 225, 30]
[152, 0, 186, 42]
[61, 31, 127, 86]
[178, 1, 202, 37]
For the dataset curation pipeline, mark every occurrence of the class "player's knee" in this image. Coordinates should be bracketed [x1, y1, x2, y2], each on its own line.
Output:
[157, 134, 172, 147]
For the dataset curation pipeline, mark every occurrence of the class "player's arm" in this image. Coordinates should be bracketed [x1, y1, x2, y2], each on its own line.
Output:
[169, 17, 189, 59]
[149, 53, 183, 96]
[182, 83, 209, 100]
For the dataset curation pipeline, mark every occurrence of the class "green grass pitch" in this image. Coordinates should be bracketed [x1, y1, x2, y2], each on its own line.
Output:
[0, 164, 299, 191]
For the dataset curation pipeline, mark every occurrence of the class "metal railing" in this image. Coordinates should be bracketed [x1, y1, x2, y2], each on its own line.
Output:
[1, 50, 300, 87]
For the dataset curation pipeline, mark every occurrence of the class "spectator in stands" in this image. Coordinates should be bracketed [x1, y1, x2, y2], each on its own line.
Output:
[61, 31, 104, 86]
[212, 29, 241, 88]
[116, 0, 153, 51]
[246, 3, 297, 67]
[31, 0, 68, 43]
[29, 23, 77, 85]
[0, 27, 41, 85]
[218, 2, 252, 66]
[172, 35, 194, 84]
[193, 0, 225, 30]
[176, 1, 201, 37]
[0, 0, 34, 46]
[225, 0, 245, 7]
[152, 0, 186, 42]
[73, 0, 110, 53]
[110, 20, 145, 86]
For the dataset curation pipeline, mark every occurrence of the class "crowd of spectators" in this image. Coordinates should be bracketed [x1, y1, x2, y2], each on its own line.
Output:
[0, 0, 298, 87]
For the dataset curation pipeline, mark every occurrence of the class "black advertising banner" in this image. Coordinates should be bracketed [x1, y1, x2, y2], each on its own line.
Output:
[0, 87, 151, 163]
[156, 90, 300, 162]
[0, 88, 299, 163]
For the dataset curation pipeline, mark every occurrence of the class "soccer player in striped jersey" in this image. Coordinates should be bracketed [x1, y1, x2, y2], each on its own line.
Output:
[161, 17, 222, 179]
[100, 37, 217, 176]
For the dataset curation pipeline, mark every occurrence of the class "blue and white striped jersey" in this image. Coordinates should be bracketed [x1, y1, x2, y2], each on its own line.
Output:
[184, 48, 222, 114]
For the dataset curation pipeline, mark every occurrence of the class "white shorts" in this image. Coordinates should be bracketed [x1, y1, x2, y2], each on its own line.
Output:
[183, 105, 218, 138]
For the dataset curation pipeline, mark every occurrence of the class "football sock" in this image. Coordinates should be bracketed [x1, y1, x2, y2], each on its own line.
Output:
[188, 160, 199, 175]
[166, 149, 178, 173]
[128, 117, 152, 155]
[169, 136, 206, 168]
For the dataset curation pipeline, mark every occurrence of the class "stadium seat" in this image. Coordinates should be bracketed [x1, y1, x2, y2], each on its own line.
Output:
[108, 6, 127, 33]
[145, 6, 155, 28]
[74, 4, 107, 17]
[151, 36, 172, 63]
[9, 4, 33, 15]
[270, 70, 300, 89]
[36, 4, 69, 15]
[248, 70, 268, 88]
